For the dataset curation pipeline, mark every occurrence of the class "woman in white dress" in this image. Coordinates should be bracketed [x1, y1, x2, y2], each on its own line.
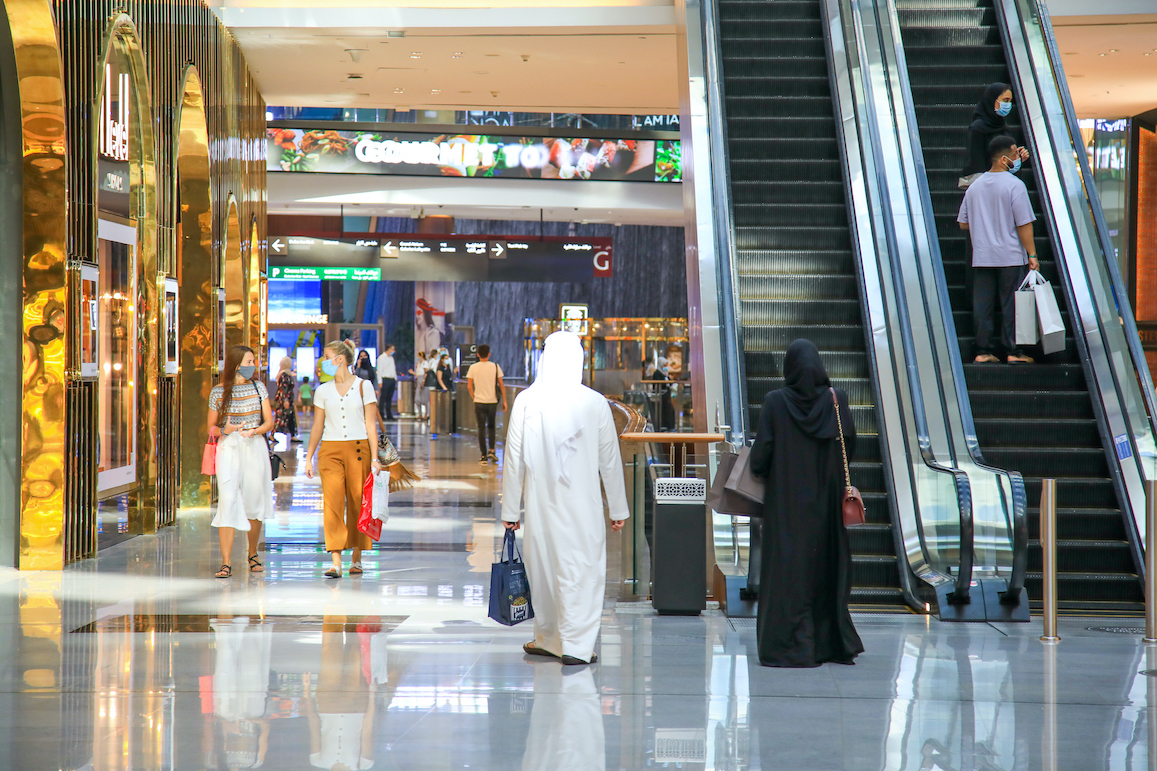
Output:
[208, 345, 275, 578]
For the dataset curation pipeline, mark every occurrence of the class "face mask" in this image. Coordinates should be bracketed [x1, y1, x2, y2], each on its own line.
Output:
[237, 365, 256, 380]
[320, 359, 339, 377]
[1006, 156, 1021, 174]
[996, 101, 1012, 117]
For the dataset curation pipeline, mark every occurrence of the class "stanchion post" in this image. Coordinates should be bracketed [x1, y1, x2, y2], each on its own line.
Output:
[1145, 479, 1157, 643]
[1040, 478, 1060, 643]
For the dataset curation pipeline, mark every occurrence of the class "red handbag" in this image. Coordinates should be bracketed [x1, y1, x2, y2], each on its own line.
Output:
[833, 390, 865, 527]
[201, 436, 218, 476]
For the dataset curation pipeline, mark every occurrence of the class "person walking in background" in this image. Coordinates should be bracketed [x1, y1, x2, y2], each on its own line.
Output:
[299, 376, 313, 413]
[502, 332, 628, 666]
[303, 340, 382, 579]
[208, 345, 275, 578]
[749, 339, 863, 668]
[410, 351, 429, 420]
[272, 356, 298, 444]
[435, 351, 454, 393]
[377, 344, 398, 421]
[958, 135, 1039, 364]
[354, 349, 378, 391]
[467, 344, 507, 465]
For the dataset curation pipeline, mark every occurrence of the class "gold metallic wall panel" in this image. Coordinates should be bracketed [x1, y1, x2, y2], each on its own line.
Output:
[4, 0, 68, 571]
[8, 0, 270, 568]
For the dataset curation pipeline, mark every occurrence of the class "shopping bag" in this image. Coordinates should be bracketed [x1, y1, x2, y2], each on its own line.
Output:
[358, 473, 384, 541]
[1014, 272, 1040, 347]
[707, 449, 764, 518]
[488, 530, 534, 626]
[372, 470, 389, 521]
[1033, 275, 1067, 354]
[201, 437, 217, 476]
[725, 444, 766, 505]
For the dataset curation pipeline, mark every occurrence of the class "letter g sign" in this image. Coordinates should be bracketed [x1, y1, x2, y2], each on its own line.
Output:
[593, 248, 613, 277]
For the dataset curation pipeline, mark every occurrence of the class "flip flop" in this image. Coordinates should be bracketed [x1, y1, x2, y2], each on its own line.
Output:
[523, 642, 558, 658]
[349, 562, 363, 575]
[324, 568, 341, 579]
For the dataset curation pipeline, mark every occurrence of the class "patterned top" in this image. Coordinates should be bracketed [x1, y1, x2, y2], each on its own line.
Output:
[209, 381, 269, 430]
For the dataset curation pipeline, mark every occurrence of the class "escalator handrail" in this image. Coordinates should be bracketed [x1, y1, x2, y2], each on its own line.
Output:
[1031, 0, 1157, 446]
[703, 0, 749, 447]
[875, 0, 1029, 602]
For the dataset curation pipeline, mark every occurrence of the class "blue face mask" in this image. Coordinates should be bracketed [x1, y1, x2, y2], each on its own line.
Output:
[237, 365, 256, 380]
[996, 101, 1013, 117]
[1006, 156, 1022, 174]
[320, 359, 339, 377]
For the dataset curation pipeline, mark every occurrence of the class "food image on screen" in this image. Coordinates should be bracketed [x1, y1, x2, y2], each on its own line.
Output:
[266, 128, 682, 182]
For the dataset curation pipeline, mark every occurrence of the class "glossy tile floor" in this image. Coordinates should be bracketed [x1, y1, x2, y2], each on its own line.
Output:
[1, 421, 1154, 769]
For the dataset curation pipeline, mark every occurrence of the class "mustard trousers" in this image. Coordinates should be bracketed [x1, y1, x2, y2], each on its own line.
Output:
[319, 439, 373, 552]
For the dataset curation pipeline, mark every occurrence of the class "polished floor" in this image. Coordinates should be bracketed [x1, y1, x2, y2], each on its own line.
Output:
[0, 421, 1154, 769]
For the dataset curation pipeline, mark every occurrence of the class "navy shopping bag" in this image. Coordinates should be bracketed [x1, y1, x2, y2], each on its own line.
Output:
[489, 529, 534, 626]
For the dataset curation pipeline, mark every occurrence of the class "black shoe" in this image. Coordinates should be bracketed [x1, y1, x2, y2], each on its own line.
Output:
[523, 642, 558, 658]
[487, 451, 498, 463]
[560, 654, 598, 666]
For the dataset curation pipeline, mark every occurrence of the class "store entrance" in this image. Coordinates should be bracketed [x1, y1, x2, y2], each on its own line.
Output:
[96, 219, 138, 494]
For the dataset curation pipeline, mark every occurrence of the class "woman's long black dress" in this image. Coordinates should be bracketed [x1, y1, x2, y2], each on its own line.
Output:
[749, 340, 864, 668]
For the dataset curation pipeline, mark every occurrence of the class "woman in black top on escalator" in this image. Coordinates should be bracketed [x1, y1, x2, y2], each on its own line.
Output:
[960, 82, 1030, 187]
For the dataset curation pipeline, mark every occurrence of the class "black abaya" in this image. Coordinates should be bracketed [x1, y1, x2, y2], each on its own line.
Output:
[749, 340, 864, 668]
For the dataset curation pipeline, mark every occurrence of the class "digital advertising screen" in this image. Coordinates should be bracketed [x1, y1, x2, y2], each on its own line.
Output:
[267, 128, 681, 183]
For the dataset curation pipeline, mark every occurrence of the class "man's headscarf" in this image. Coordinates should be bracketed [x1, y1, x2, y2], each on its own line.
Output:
[522, 331, 587, 486]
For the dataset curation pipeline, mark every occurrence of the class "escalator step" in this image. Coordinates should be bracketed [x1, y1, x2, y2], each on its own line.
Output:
[1024, 573, 1144, 604]
[849, 526, 894, 556]
[737, 274, 858, 301]
[851, 555, 901, 587]
[900, 26, 1001, 46]
[740, 298, 862, 325]
[736, 249, 855, 275]
[736, 226, 850, 250]
[904, 45, 1007, 67]
[720, 20, 828, 37]
[720, 57, 829, 79]
[1027, 540, 1137, 574]
[979, 447, 1109, 478]
[724, 76, 832, 98]
[745, 349, 869, 378]
[729, 137, 839, 161]
[724, 96, 835, 120]
[726, 116, 837, 140]
[721, 38, 827, 59]
[734, 203, 849, 228]
[966, 391, 1095, 419]
[1021, 476, 1118, 509]
[1026, 508, 1127, 540]
[718, 0, 821, 20]
[975, 418, 1100, 448]
[963, 363, 1086, 390]
[742, 324, 865, 353]
[851, 586, 910, 607]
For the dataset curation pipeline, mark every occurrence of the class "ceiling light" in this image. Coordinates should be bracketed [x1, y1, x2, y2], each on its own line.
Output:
[1109, 49, 1118, 52]
[1099, 53, 1106, 56]
[394, 87, 404, 94]
[387, 30, 405, 38]
[347, 73, 363, 80]
[452, 52, 463, 58]
[410, 52, 422, 58]
[431, 89, 441, 94]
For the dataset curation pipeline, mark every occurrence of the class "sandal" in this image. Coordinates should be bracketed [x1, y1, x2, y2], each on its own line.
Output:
[248, 555, 264, 573]
[523, 641, 558, 658]
[349, 562, 363, 575]
[324, 568, 341, 579]
[215, 564, 232, 578]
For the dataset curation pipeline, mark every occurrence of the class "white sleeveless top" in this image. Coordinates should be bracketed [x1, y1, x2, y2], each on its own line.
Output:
[313, 378, 375, 441]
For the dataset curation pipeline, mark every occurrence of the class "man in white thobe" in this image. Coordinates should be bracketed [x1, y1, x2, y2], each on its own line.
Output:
[502, 331, 629, 666]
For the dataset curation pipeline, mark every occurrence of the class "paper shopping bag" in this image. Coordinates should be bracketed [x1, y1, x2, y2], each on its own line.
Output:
[201, 437, 217, 476]
[488, 530, 534, 626]
[359, 474, 383, 541]
[1014, 273, 1040, 347]
[1033, 277, 1067, 354]
[372, 470, 389, 521]
[707, 450, 763, 518]
[725, 444, 766, 506]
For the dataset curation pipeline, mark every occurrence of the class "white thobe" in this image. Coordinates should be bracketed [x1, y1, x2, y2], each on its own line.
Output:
[502, 385, 629, 662]
[522, 665, 605, 771]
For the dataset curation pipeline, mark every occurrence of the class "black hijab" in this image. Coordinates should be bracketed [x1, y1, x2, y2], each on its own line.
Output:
[969, 82, 1010, 134]
[781, 339, 839, 439]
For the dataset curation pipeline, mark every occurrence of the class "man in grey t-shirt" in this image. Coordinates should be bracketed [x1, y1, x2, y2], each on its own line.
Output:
[958, 135, 1040, 363]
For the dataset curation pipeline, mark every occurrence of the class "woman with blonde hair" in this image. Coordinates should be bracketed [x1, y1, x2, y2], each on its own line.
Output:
[304, 339, 382, 578]
[208, 345, 275, 578]
[272, 356, 298, 443]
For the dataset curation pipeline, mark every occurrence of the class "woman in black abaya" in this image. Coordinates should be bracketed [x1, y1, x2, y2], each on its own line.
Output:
[749, 339, 863, 667]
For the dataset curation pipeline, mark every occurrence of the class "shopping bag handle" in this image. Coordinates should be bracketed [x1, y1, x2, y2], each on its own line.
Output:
[501, 528, 523, 564]
[1017, 270, 1045, 291]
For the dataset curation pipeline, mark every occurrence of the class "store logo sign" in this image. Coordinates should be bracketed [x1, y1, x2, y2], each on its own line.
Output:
[356, 137, 500, 168]
[100, 64, 130, 161]
[593, 248, 613, 277]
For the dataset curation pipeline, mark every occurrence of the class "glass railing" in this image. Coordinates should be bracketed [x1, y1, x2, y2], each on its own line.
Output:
[996, 0, 1157, 553]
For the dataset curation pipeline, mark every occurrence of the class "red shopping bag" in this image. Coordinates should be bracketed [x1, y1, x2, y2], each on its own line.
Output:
[359, 473, 382, 541]
[201, 437, 217, 476]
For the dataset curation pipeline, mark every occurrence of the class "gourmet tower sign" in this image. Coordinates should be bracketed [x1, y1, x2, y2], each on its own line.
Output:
[100, 64, 130, 162]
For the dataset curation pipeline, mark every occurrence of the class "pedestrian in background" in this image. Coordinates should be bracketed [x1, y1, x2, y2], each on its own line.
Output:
[467, 344, 507, 465]
[208, 345, 275, 578]
[377, 344, 398, 420]
[749, 339, 863, 668]
[304, 340, 382, 579]
[410, 351, 429, 420]
[272, 356, 298, 444]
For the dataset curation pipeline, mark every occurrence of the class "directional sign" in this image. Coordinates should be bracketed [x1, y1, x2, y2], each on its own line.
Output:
[490, 240, 507, 260]
[271, 238, 286, 255]
[381, 240, 398, 258]
[271, 266, 382, 281]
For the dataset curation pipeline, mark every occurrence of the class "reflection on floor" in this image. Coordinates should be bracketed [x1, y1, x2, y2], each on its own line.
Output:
[0, 422, 1153, 768]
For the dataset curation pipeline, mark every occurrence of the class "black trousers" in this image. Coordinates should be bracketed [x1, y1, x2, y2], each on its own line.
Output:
[379, 378, 396, 419]
[973, 264, 1028, 357]
[475, 402, 498, 457]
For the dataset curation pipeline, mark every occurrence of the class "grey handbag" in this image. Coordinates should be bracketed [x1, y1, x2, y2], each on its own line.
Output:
[725, 445, 766, 505]
[707, 449, 763, 517]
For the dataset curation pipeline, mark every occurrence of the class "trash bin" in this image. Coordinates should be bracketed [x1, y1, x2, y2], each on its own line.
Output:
[651, 477, 707, 615]
[431, 390, 453, 436]
[398, 377, 414, 416]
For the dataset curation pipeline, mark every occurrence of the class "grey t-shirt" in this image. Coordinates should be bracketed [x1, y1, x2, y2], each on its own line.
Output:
[957, 171, 1036, 267]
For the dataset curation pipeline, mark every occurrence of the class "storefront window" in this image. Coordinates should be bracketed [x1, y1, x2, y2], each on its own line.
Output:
[97, 223, 137, 492]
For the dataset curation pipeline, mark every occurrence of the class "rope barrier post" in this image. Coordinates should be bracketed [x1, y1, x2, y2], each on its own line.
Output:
[1145, 479, 1157, 644]
[1040, 478, 1060, 643]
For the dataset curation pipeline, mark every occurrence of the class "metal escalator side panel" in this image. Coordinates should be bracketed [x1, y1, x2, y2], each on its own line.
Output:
[995, 0, 1157, 567]
[822, 0, 940, 608]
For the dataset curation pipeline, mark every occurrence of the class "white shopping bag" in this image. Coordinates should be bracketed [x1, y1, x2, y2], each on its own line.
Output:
[1015, 272, 1040, 347]
[372, 470, 389, 521]
[1032, 273, 1067, 355]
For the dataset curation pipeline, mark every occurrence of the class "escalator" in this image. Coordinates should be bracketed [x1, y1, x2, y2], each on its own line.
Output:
[896, 0, 1144, 612]
[716, 0, 903, 607]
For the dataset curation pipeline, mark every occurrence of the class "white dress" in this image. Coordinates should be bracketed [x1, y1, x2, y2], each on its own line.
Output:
[502, 332, 629, 662]
[211, 382, 274, 530]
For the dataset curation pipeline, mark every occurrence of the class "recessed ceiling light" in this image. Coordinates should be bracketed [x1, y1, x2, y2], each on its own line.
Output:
[452, 52, 463, 58]
[431, 89, 441, 94]
[347, 73, 363, 80]
[1100, 53, 1106, 56]
[1109, 49, 1118, 52]
[473, 71, 488, 75]
[410, 52, 422, 58]
[485, 54, 500, 57]
[387, 30, 405, 38]
[394, 87, 404, 93]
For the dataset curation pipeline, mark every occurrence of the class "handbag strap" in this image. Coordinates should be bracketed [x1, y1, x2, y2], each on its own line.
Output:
[832, 388, 852, 490]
